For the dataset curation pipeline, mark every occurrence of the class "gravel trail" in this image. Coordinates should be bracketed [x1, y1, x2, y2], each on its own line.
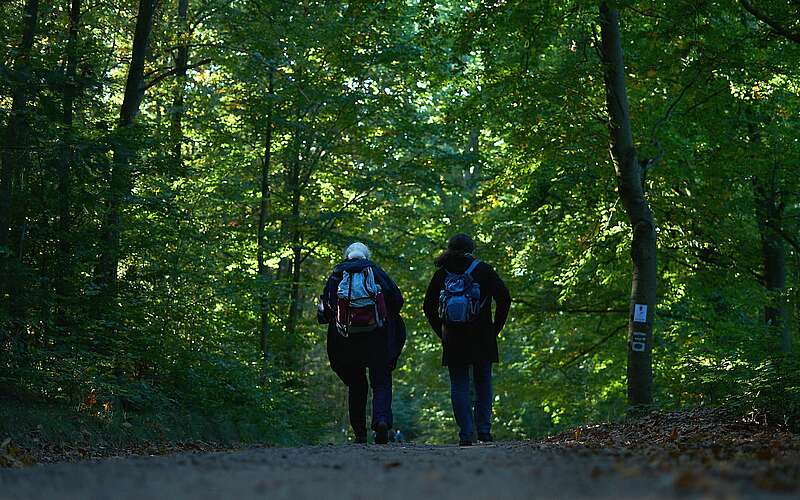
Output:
[0, 442, 792, 499]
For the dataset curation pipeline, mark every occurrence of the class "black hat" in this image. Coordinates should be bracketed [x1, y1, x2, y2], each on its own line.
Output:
[447, 233, 475, 254]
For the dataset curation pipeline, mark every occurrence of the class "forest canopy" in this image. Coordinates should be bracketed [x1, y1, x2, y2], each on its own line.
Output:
[1, 0, 798, 444]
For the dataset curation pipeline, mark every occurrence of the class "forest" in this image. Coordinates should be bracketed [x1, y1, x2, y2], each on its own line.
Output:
[1, 0, 798, 449]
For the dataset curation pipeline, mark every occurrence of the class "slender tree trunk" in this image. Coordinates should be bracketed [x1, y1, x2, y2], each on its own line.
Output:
[0, 0, 38, 256]
[0, 0, 40, 358]
[464, 126, 482, 223]
[464, 126, 480, 192]
[287, 244, 302, 337]
[283, 70, 306, 357]
[55, 0, 81, 316]
[763, 228, 790, 352]
[160, 0, 190, 350]
[755, 171, 791, 352]
[170, 0, 189, 170]
[285, 152, 302, 364]
[96, 0, 159, 292]
[599, 2, 657, 408]
[257, 68, 275, 378]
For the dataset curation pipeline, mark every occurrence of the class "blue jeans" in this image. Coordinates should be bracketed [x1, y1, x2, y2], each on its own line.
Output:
[340, 363, 393, 436]
[448, 362, 492, 441]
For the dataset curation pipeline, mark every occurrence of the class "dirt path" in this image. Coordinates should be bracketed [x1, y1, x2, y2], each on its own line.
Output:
[0, 442, 793, 500]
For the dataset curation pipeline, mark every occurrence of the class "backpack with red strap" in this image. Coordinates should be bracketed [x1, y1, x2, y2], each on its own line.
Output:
[335, 266, 387, 337]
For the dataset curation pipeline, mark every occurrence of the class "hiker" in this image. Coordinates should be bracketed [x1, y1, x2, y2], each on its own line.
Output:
[318, 242, 405, 444]
[423, 233, 511, 446]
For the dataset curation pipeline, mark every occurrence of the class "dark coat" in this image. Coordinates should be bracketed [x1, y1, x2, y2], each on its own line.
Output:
[321, 258, 405, 381]
[423, 254, 511, 366]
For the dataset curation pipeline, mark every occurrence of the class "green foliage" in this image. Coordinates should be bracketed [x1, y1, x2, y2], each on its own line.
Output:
[1, 0, 799, 447]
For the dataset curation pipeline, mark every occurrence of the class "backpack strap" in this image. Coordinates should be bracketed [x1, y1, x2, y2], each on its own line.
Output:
[464, 259, 481, 277]
[363, 267, 373, 297]
[343, 271, 353, 337]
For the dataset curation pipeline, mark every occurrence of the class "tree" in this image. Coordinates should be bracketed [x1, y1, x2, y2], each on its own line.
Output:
[739, 0, 798, 353]
[598, 1, 657, 408]
[257, 67, 275, 378]
[0, 0, 40, 359]
[170, 0, 190, 170]
[55, 0, 82, 323]
[96, 0, 160, 293]
[754, 164, 790, 352]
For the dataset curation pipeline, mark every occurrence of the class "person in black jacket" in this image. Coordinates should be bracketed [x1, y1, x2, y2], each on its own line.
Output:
[423, 233, 511, 446]
[319, 242, 405, 444]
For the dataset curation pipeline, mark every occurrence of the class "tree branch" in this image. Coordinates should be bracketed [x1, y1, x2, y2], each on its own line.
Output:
[764, 220, 800, 253]
[143, 57, 211, 91]
[298, 187, 377, 264]
[740, 0, 800, 43]
[514, 297, 628, 314]
[561, 324, 627, 368]
[555, 308, 628, 314]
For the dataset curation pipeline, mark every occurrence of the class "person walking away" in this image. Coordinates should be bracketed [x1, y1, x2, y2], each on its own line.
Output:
[423, 233, 511, 446]
[319, 242, 405, 444]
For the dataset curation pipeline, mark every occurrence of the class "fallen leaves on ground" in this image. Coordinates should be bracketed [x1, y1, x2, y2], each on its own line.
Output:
[0, 437, 36, 468]
[540, 406, 800, 494]
[0, 433, 266, 468]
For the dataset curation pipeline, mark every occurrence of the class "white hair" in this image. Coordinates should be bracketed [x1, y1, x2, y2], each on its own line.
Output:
[344, 242, 371, 260]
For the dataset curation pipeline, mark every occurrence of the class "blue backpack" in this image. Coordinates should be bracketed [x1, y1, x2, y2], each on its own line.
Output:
[439, 259, 482, 326]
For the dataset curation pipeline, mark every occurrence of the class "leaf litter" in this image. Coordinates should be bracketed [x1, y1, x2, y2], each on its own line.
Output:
[540, 406, 800, 494]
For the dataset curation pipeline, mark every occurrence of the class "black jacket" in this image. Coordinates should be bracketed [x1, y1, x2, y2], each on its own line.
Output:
[423, 255, 511, 366]
[321, 258, 405, 380]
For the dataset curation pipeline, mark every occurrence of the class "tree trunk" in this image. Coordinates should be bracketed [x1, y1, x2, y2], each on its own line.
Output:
[286, 243, 302, 340]
[285, 152, 302, 365]
[96, 0, 159, 291]
[0, 0, 40, 358]
[257, 68, 275, 378]
[599, 1, 657, 408]
[55, 0, 81, 315]
[0, 0, 38, 256]
[170, 0, 189, 170]
[755, 171, 791, 352]
[464, 126, 480, 192]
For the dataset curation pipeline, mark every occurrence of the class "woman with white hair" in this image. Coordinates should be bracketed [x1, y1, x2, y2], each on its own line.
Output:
[318, 242, 405, 444]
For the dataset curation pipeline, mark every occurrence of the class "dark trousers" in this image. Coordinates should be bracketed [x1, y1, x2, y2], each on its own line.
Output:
[447, 362, 492, 441]
[339, 362, 393, 437]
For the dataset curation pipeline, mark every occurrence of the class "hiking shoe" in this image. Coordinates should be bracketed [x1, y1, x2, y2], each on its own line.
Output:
[459, 438, 472, 447]
[354, 434, 367, 444]
[477, 432, 493, 443]
[374, 422, 389, 445]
